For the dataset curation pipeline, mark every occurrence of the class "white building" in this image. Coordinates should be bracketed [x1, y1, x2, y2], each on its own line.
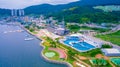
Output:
[55, 28, 66, 35]
[102, 48, 120, 56]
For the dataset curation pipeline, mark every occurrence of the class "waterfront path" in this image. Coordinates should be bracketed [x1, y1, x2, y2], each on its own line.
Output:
[73, 57, 91, 67]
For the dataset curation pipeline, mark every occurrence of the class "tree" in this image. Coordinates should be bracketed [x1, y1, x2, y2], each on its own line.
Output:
[68, 50, 76, 56]
[101, 44, 112, 48]
[80, 17, 90, 23]
[50, 41, 56, 48]
[29, 28, 35, 32]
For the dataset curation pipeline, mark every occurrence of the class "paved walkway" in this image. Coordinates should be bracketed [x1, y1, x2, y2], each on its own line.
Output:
[73, 57, 91, 67]
[49, 48, 67, 59]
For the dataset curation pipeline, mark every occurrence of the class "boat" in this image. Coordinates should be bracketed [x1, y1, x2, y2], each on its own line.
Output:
[24, 38, 34, 41]
[25, 35, 29, 37]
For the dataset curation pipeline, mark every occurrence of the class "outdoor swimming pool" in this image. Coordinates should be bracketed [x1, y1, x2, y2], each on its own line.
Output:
[63, 36, 95, 52]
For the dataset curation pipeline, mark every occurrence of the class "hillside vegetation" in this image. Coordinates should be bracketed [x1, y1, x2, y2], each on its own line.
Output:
[50, 6, 120, 24]
[96, 31, 120, 46]
[24, 0, 120, 14]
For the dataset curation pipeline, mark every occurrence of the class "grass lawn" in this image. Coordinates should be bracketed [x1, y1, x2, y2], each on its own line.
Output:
[43, 47, 60, 60]
[80, 26, 110, 33]
[67, 25, 110, 33]
[96, 31, 120, 46]
[45, 52, 56, 58]
[32, 31, 38, 34]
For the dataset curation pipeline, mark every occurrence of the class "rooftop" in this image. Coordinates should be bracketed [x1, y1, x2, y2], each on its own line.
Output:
[102, 48, 120, 54]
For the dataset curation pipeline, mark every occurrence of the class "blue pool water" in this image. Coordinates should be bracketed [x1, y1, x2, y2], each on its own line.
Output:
[64, 36, 95, 52]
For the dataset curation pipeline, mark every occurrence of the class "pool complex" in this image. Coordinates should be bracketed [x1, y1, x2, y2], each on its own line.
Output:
[63, 36, 96, 52]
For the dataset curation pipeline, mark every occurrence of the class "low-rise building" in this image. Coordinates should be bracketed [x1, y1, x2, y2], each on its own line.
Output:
[102, 48, 120, 56]
[46, 18, 69, 36]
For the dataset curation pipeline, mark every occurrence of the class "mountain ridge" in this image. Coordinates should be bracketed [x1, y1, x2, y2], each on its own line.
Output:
[24, 0, 120, 14]
[0, 0, 120, 15]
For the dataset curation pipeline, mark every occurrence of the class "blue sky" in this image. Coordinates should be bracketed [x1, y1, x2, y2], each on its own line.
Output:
[0, 0, 79, 9]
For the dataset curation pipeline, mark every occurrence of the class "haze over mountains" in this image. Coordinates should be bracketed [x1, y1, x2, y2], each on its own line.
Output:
[0, 0, 120, 16]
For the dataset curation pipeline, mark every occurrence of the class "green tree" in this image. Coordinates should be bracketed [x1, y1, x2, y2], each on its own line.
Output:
[80, 17, 90, 23]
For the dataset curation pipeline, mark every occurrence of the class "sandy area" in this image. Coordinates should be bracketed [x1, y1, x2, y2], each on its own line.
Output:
[36, 29, 60, 40]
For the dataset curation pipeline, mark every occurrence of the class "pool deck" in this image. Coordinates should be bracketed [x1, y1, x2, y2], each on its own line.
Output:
[59, 39, 98, 52]
[60, 33, 102, 52]
[70, 33, 120, 49]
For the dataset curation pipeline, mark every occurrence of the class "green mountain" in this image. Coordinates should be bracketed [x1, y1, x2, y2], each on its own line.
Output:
[50, 6, 120, 24]
[0, 8, 10, 16]
[24, 0, 120, 14]
[0, 0, 120, 15]
[0, 0, 120, 22]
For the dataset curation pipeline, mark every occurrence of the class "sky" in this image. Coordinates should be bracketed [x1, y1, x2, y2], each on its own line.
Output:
[0, 0, 79, 9]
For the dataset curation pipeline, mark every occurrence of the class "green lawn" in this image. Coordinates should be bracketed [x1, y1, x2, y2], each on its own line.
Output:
[45, 52, 56, 58]
[80, 26, 110, 33]
[67, 25, 110, 33]
[43, 47, 60, 60]
[32, 31, 38, 34]
[96, 31, 120, 46]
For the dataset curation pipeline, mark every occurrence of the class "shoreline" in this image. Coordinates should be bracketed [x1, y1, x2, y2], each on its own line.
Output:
[40, 41, 73, 67]
[19, 24, 73, 67]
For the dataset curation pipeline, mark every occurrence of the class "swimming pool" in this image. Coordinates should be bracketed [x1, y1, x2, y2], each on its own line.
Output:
[63, 36, 95, 52]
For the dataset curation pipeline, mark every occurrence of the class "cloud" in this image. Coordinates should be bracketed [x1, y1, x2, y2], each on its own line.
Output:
[0, 0, 79, 9]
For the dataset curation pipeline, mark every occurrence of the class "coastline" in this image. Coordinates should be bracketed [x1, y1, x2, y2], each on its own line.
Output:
[19, 24, 73, 67]
[41, 41, 73, 67]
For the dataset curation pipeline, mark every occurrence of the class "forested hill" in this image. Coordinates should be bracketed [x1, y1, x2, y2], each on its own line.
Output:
[24, 0, 120, 14]
[49, 6, 120, 24]
[0, 8, 10, 16]
[0, 0, 120, 16]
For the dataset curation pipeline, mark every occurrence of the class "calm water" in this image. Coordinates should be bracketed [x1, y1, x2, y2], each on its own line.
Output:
[0, 24, 68, 67]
